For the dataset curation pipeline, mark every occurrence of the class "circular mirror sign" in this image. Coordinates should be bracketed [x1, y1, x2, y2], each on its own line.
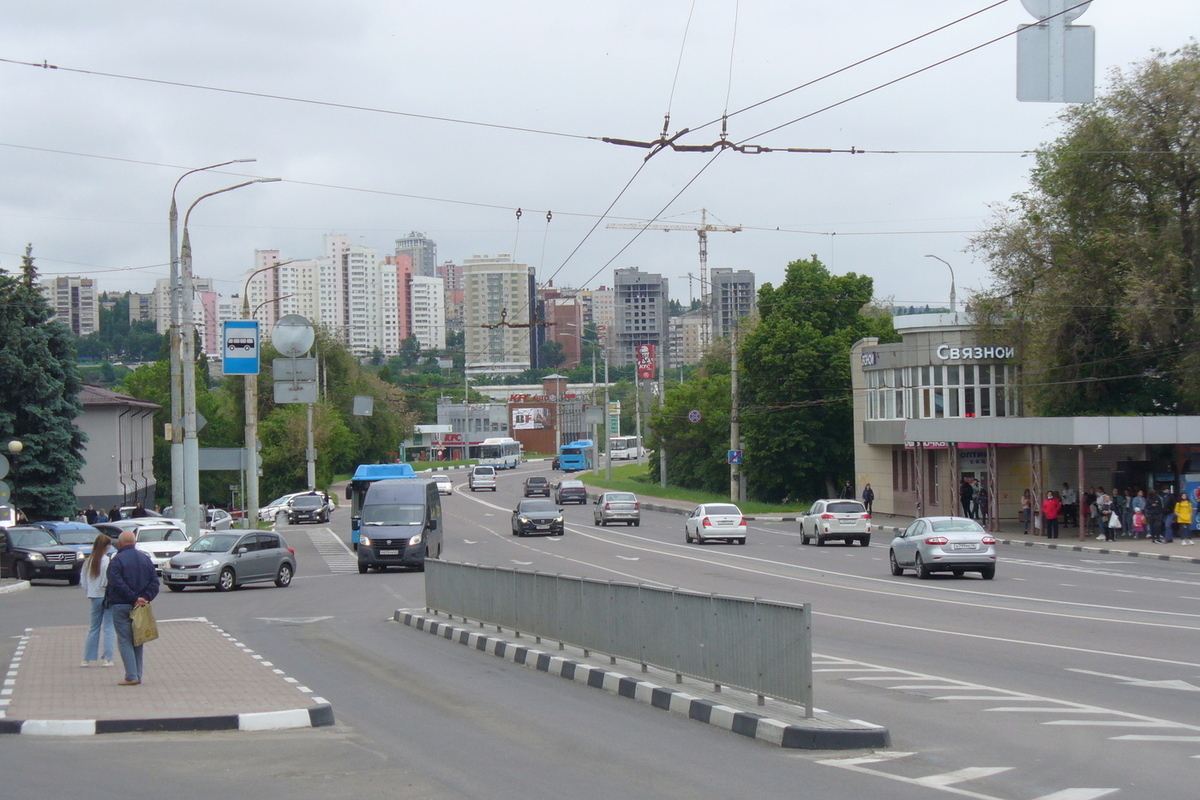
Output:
[271, 314, 315, 357]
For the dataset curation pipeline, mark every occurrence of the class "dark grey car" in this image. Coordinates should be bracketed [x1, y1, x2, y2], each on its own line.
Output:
[162, 531, 296, 592]
[511, 500, 564, 537]
[0, 525, 84, 584]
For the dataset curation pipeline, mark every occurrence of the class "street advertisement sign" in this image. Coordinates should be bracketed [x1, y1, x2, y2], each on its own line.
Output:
[635, 343, 656, 380]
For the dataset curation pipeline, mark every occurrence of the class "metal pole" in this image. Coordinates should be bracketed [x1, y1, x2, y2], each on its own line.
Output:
[306, 403, 316, 489]
[730, 324, 741, 502]
[604, 351, 612, 481]
[659, 350, 667, 489]
[924, 255, 957, 314]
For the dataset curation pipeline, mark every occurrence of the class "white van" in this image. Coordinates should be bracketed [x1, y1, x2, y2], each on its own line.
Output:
[468, 465, 497, 492]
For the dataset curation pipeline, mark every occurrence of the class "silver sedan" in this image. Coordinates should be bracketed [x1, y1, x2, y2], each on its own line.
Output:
[889, 516, 996, 579]
[684, 503, 747, 545]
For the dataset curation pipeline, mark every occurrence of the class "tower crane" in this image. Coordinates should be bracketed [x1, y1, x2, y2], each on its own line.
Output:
[606, 209, 740, 351]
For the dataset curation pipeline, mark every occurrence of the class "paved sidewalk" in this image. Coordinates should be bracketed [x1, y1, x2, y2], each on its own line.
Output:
[0, 617, 333, 735]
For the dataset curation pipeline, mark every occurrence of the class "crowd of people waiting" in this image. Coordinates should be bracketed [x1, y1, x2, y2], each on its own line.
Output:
[1024, 483, 1196, 545]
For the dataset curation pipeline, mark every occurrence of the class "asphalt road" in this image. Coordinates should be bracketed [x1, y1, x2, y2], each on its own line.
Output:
[2, 461, 1196, 799]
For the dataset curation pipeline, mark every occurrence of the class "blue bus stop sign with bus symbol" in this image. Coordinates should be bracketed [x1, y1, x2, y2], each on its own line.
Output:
[222, 320, 260, 375]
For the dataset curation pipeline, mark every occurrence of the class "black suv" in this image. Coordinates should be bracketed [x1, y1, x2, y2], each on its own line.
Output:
[523, 476, 551, 497]
[1, 525, 84, 584]
[288, 495, 329, 524]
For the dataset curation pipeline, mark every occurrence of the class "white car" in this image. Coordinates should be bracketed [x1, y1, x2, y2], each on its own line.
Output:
[430, 474, 454, 495]
[130, 524, 192, 572]
[259, 494, 303, 522]
[206, 508, 234, 530]
[684, 503, 747, 545]
[800, 499, 872, 546]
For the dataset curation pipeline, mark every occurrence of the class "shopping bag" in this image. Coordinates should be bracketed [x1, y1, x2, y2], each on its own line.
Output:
[131, 603, 159, 646]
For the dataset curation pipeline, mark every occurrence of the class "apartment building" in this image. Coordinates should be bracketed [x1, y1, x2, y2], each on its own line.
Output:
[668, 308, 706, 368]
[612, 267, 669, 368]
[463, 254, 533, 376]
[410, 275, 446, 351]
[709, 267, 757, 341]
[395, 231, 438, 278]
[40, 276, 99, 336]
[438, 260, 465, 333]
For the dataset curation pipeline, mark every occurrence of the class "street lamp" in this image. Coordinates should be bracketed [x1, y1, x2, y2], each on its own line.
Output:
[179, 177, 280, 539]
[924, 254, 957, 314]
[169, 159, 256, 520]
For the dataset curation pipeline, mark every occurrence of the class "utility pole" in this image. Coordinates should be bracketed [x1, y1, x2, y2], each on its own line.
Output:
[604, 351, 612, 481]
[659, 344, 667, 489]
[730, 323, 741, 503]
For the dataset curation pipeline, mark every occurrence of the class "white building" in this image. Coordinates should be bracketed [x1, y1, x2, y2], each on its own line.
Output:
[40, 276, 100, 336]
[409, 275, 446, 351]
[463, 254, 533, 376]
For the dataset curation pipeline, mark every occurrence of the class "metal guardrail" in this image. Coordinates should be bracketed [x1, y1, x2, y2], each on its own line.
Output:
[424, 560, 813, 715]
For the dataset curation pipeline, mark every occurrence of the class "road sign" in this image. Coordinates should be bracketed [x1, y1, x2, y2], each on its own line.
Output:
[727, 450, 742, 465]
[274, 381, 319, 404]
[272, 314, 315, 357]
[688, 410, 702, 423]
[222, 320, 260, 375]
[0, 454, 7, 480]
[274, 357, 318, 381]
[0, 480, 10, 504]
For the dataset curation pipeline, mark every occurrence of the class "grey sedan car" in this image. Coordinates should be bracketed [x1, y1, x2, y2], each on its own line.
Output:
[593, 492, 640, 526]
[162, 531, 296, 592]
[889, 516, 997, 580]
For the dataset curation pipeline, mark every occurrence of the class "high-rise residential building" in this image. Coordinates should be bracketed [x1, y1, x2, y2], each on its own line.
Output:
[463, 254, 533, 376]
[40, 276, 100, 336]
[153, 276, 216, 336]
[669, 308, 707, 368]
[128, 292, 156, 326]
[395, 231, 437, 278]
[612, 267, 669, 368]
[538, 289, 585, 369]
[709, 267, 756, 341]
[438, 260, 465, 333]
[409, 275, 446, 351]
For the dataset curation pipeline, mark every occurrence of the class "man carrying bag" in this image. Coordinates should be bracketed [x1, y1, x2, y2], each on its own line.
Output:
[106, 531, 159, 686]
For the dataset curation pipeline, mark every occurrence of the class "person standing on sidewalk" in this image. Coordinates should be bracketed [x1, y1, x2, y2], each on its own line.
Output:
[1144, 490, 1165, 543]
[1174, 493, 1192, 545]
[1021, 489, 1033, 534]
[80, 533, 115, 668]
[1042, 491, 1062, 539]
[1061, 483, 1077, 528]
[861, 483, 874, 515]
[960, 478, 974, 518]
[105, 530, 159, 686]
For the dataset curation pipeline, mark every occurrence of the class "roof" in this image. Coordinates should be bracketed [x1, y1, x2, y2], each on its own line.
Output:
[905, 416, 1200, 447]
[351, 463, 417, 482]
[79, 384, 160, 410]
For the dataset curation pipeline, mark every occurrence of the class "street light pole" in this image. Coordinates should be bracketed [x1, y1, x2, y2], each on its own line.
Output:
[169, 159, 255, 517]
[179, 177, 279, 538]
[924, 254, 957, 314]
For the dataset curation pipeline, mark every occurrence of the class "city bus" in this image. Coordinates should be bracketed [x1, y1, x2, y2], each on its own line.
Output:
[608, 435, 643, 460]
[345, 463, 421, 549]
[478, 437, 522, 469]
[558, 439, 594, 472]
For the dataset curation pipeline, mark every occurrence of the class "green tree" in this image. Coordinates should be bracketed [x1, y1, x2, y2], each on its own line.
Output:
[0, 246, 87, 519]
[972, 43, 1200, 414]
[539, 339, 566, 371]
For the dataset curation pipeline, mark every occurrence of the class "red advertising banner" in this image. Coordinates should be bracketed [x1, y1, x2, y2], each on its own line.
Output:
[635, 343, 656, 380]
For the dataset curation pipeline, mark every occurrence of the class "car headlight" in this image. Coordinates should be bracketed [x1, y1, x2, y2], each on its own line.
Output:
[28, 552, 45, 561]
[410, 532, 423, 546]
[199, 559, 220, 570]
[518, 516, 530, 524]
[554, 516, 564, 525]
[361, 536, 373, 546]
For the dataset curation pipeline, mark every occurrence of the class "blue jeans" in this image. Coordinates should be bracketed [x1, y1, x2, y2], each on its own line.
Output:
[84, 597, 114, 662]
[111, 604, 143, 682]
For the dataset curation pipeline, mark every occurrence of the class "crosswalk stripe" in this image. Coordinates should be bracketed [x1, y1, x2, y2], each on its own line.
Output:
[1032, 790, 1120, 800]
[914, 766, 1012, 787]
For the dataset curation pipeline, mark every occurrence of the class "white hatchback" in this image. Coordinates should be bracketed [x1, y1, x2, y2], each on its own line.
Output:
[684, 503, 747, 545]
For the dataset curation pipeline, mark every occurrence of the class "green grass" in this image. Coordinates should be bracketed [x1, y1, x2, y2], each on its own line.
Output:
[579, 463, 810, 515]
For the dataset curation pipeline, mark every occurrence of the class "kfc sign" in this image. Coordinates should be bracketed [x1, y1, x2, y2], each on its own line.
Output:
[635, 344, 656, 380]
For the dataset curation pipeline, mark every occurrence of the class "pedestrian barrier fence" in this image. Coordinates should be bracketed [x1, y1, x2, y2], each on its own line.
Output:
[424, 559, 813, 715]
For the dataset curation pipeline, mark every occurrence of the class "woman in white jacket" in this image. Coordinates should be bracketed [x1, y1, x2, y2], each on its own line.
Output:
[81, 533, 115, 667]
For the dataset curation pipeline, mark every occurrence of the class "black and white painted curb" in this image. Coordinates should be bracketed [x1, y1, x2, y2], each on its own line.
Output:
[394, 609, 890, 750]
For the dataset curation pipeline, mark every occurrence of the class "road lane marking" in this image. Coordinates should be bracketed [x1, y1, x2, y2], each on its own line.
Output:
[915, 767, 1012, 787]
[1032, 790, 1119, 800]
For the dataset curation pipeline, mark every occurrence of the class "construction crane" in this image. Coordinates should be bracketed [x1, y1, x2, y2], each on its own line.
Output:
[606, 208, 741, 351]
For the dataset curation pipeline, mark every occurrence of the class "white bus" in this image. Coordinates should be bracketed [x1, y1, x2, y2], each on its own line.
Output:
[478, 437, 522, 469]
[608, 435, 643, 460]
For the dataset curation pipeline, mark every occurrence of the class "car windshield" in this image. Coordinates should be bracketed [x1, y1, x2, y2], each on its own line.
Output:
[361, 504, 424, 526]
[474, 468, 495, 475]
[520, 501, 558, 514]
[266, 495, 293, 507]
[135, 528, 177, 542]
[705, 504, 742, 516]
[55, 531, 96, 545]
[187, 534, 241, 553]
[931, 519, 986, 533]
[607, 493, 637, 503]
[10, 528, 58, 547]
[827, 502, 865, 514]
[292, 496, 324, 509]
[526, 477, 548, 485]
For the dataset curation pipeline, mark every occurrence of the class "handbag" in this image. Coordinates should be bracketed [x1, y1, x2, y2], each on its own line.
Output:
[131, 603, 159, 646]
[1108, 511, 1123, 529]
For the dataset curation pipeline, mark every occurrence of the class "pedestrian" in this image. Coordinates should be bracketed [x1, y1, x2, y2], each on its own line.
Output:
[95, 508, 109, 523]
[75, 509, 88, 523]
[1130, 489, 1146, 537]
[130, 502, 150, 518]
[1021, 489, 1032, 534]
[1061, 483, 1077, 527]
[85, 504, 98, 525]
[1145, 490, 1165, 543]
[1081, 488, 1097, 537]
[1041, 491, 1062, 539]
[80, 533, 115, 668]
[839, 481, 854, 500]
[1174, 493, 1192, 545]
[1105, 498, 1123, 541]
[1132, 508, 1147, 539]
[108, 504, 122, 522]
[960, 478, 974, 518]
[105, 530, 159, 686]
[861, 483, 874, 515]
[1095, 488, 1112, 540]
[973, 481, 989, 523]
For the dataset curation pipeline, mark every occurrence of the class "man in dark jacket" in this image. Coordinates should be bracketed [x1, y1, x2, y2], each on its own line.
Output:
[106, 531, 159, 686]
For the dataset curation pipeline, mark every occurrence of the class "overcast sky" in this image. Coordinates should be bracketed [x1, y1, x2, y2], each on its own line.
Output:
[2, 1, 1196, 310]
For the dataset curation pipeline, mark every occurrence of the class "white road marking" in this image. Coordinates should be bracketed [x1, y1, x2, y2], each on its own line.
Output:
[615, 555, 639, 561]
[306, 527, 358, 573]
[1110, 734, 1200, 742]
[255, 616, 334, 624]
[1068, 667, 1200, 691]
[1032, 790, 1120, 800]
[914, 767, 1012, 787]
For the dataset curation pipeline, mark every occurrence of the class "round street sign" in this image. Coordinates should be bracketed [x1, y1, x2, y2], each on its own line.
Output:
[0, 454, 7, 480]
[687, 409, 702, 423]
[0, 480, 9, 504]
[271, 314, 315, 357]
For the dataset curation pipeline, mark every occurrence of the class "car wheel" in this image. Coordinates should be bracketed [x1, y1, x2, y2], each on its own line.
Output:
[801, 533, 810, 545]
[633, 521, 640, 527]
[860, 536, 871, 547]
[416, 548, 428, 572]
[68, 572, 81, 586]
[357, 562, 369, 574]
[816, 536, 826, 546]
[980, 565, 996, 580]
[737, 538, 746, 545]
[889, 550, 904, 576]
[274, 563, 293, 588]
[216, 567, 236, 592]
[167, 584, 186, 592]
[915, 553, 932, 580]
[685, 528, 693, 543]
[15, 561, 30, 581]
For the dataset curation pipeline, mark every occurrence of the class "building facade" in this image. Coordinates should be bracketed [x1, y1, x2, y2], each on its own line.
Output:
[395, 231, 438, 278]
[41, 276, 99, 336]
[612, 268, 669, 368]
[709, 267, 756, 341]
[74, 385, 159, 509]
[462, 254, 533, 376]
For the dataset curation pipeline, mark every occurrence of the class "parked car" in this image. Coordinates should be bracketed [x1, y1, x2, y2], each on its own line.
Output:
[430, 474, 454, 496]
[593, 492, 640, 527]
[206, 508, 234, 530]
[32, 521, 103, 558]
[0, 525, 84, 583]
[889, 516, 996, 580]
[259, 493, 303, 522]
[286, 494, 329, 524]
[800, 499, 872, 546]
[523, 476, 551, 497]
[162, 531, 296, 592]
[468, 465, 497, 492]
[120, 506, 163, 520]
[511, 499, 564, 537]
[553, 479, 588, 504]
[684, 503, 747, 545]
[129, 524, 192, 573]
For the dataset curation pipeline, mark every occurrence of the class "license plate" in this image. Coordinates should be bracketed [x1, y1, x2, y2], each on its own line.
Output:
[55, 564, 73, 570]
[838, 519, 856, 525]
[951, 543, 976, 550]
[379, 549, 400, 556]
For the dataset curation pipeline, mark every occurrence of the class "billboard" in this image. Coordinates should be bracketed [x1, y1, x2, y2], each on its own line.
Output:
[512, 406, 550, 430]
[635, 343, 656, 380]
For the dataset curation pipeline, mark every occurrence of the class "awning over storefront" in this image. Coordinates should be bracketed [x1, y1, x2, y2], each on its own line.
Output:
[905, 416, 1200, 447]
